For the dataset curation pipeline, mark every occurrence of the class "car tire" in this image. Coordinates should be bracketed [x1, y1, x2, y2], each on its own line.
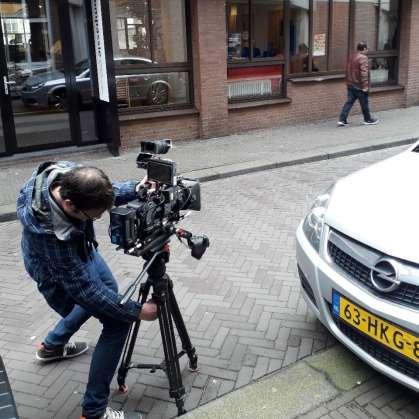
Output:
[147, 81, 169, 106]
[50, 89, 67, 112]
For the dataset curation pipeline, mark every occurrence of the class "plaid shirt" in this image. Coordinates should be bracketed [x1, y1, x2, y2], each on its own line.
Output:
[17, 161, 141, 323]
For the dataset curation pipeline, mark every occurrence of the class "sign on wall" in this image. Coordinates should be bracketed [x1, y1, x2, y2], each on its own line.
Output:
[92, 0, 109, 102]
[313, 33, 326, 57]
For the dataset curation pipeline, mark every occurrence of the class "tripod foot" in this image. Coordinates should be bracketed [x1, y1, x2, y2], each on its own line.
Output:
[118, 384, 128, 394]
[188, 355, 198, 372]
[176, 401, 187, 416]
[188, 365, 199, 373]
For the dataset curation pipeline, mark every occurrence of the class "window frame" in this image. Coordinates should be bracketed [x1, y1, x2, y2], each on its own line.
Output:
[288, 0, 401, 85]
[289, 0, 348, 78]
[113, 0, 194, 114]
[226, 0, 287, 102]
[358, 0, 402, 87]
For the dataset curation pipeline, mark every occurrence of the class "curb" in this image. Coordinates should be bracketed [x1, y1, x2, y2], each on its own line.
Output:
[1, 137, 416, 224]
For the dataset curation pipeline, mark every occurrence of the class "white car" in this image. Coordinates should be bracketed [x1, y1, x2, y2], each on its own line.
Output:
[296, 142, 419, 391]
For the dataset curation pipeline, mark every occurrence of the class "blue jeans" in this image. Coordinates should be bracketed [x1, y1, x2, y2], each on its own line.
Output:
[44, 250, 131, 418]
[339, 85, 372, 122]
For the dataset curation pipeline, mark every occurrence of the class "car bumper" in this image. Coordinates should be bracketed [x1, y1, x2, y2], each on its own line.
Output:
[296, 221, 419, 392]
[21, 90, 49, 107]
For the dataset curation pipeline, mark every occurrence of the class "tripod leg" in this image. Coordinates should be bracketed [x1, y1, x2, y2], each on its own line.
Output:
[117, 282, 151, 392]
[168, 281, 198, 371]
[157, 284, 187, 416]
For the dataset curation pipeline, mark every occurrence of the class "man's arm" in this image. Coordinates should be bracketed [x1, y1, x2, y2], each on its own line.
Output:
[112, 180, 138, 206]
[50, 240, 144, 323]
[359, 55, 369, 91]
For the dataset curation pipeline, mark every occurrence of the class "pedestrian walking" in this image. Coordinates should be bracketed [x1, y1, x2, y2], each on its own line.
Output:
[338, 42, 379, 126]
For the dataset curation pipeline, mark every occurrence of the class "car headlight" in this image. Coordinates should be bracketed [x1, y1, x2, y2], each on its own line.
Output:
[302, 186, 334, 252]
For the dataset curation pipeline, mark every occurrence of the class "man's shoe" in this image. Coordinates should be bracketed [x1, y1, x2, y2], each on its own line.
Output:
[363, 118, 379, 125]
[337, 120, 348, 127]
[81, 407, 143, 419]
[36, 341, 88, 362]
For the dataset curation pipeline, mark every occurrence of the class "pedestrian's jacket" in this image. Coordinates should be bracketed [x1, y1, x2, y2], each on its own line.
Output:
[16, 161, 141, 323]
[346, 52, 369, 91]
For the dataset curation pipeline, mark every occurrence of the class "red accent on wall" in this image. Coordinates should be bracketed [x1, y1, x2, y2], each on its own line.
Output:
[227, 65, 283, 80]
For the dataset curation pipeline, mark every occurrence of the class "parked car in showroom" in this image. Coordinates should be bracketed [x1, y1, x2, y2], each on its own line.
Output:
[20, 57, 171, 110]
[296, 142, 419, 392]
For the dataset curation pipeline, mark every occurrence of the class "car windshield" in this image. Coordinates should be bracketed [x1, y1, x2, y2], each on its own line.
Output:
[75, 60, 89, 76]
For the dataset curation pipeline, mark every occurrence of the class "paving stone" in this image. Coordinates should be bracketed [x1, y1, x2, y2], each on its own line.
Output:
[0, 146, 415, 418]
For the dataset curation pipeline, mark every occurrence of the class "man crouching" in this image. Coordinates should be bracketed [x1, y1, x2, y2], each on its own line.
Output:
[17, 161, 157, 419]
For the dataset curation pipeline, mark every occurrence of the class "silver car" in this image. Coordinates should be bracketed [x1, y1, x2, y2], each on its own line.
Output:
[21, 57, 171, 110]
[296, 142, 419, 391]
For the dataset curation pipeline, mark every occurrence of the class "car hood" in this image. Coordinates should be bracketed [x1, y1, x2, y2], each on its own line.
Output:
[325, 147, 419, 264]
[24, 70, 64, 86]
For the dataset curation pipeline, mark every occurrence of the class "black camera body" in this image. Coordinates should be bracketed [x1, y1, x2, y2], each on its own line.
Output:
[109, 140, 202, 254]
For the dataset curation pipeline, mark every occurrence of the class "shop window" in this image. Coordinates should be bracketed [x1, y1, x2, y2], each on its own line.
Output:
[354, 0, 400, 86]
[290, 0, 350, 75]
[109, 0, 191, 111]
[227, 0, 285, 101]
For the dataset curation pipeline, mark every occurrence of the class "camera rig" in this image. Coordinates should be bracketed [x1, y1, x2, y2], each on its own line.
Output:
[109, 139, 208, 258]
[109, 140, 209, 416]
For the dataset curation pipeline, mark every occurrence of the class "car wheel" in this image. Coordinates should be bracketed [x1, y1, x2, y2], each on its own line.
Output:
[147, 82, 169, 105]
[50, 90, 67, 112]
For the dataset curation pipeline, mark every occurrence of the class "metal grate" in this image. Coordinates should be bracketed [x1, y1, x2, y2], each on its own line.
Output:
[227, 79, 272, 99]
[328, 241, 419, 310]
[333, 314, 419, 382]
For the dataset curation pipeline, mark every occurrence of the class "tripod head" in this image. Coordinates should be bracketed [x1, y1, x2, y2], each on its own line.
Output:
[119, 223, 209, 306]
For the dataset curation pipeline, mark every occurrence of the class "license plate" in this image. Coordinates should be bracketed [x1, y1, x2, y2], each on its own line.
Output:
[332, 290, 419, 363]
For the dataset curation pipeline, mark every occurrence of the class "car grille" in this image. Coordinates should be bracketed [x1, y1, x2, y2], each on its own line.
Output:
[333, 314, 419, 382]
[328, 241, 419, 310]
[298, 265, 317, 307]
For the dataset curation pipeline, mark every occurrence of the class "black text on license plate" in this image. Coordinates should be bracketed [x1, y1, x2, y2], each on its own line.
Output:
[332, 290, 419, 363]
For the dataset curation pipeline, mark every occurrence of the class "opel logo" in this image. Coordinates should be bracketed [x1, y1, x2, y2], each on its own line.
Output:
[370, 258, 401, 293]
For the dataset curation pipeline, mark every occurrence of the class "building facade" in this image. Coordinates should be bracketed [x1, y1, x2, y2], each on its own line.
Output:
[0, 0, 418, 156]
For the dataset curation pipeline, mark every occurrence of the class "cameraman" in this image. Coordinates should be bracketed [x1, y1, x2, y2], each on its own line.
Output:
[16, 161, 157, 419]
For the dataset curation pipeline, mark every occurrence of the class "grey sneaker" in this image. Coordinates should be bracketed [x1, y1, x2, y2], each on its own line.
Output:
[337, 120, 348, 127]
[363, 118, 379, 125]
[36, 341, 88, 362]
[100, 407, 142, 419]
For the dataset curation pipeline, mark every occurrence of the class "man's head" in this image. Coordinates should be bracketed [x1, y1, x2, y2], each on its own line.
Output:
[357, 42, 368, 53]
[57, 166, 114, 221]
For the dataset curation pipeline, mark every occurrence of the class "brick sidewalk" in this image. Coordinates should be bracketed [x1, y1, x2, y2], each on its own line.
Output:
[1, 106, 418, 221]
[1, 146, 417, 418]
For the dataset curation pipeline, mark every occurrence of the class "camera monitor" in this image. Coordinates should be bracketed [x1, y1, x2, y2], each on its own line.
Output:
[147, 158, 176, 185]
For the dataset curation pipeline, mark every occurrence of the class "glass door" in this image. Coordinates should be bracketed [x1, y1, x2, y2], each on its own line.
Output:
[0, 0, 76, 154]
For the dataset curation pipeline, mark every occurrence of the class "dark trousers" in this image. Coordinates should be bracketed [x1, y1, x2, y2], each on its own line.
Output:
[339, 85, 372, 122]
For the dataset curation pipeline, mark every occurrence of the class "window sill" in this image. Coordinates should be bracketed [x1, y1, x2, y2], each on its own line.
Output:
[119, 107, 199, 122]
[370, 84, 404, 93]
[228, 97, 291, 110]
[289, 74, 345, 83]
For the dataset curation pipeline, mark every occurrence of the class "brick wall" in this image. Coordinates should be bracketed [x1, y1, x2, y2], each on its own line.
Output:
[403, 0, 419, 106]
[120, 0, 417, 149]
[190, 0, 229, 138]
[119, 114, 199, 150]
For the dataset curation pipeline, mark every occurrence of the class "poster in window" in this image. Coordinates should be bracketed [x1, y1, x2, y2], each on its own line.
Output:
[313, 33, 326, 57]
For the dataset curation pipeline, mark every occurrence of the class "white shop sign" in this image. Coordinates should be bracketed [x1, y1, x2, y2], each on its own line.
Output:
[92, 0, 109, 102]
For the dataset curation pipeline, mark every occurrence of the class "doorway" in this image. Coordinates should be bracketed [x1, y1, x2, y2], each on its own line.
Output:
[0, 0, 98, 157]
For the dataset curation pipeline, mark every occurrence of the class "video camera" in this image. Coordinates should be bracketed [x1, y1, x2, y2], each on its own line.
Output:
[109, 140, 209, 259]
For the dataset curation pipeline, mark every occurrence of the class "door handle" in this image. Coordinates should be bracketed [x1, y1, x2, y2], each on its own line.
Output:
[2, 77, 15, 95]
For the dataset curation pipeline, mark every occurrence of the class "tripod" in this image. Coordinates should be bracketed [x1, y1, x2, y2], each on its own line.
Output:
[117, 239, 199, 416]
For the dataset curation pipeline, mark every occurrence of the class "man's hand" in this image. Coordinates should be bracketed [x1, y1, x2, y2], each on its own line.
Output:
[139, 301, 158, 321]
[362, 88, 368, 93]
